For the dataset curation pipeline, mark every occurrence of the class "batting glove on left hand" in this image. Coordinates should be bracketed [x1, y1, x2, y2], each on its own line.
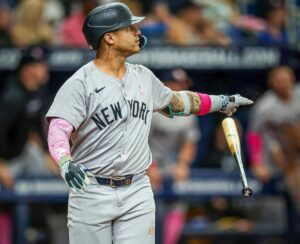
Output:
[210, 94, 253, 116]
[59, 159, 90, 194]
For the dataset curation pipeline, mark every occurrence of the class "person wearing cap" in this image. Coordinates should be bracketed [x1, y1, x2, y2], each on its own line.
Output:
[0, 46, 54, 189]
[45, 2, 252, 244]
[60, 0, 98, 47]
[148, 68, 200, 244]
[0, 46, 58, 244]
[256, 0, 287, 45]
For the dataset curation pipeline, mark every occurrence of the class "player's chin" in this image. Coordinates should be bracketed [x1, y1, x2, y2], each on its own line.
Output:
[124, 44, 140, 56]
[131, 45, 141, 54]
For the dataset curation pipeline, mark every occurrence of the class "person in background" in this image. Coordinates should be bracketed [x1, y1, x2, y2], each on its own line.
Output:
[201, 116, 243, 171]
[60, 0, 98, 47]
[11, 0, 52, 46]
[173, 0, 232, 46]
[43, 0, 66, 45]
[148, 68, 201, 244]
[0, 46, 55, 188]
[0, 3, 12, 46]
[256, 0, 287, 45]
[0, 46, 57, 244]
[247, 65, 300, 241]
[247, 65, 300, 184]
[140, 0, 231, 46]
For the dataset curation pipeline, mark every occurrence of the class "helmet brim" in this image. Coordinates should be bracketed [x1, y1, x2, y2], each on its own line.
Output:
[131, 16, 145, 25]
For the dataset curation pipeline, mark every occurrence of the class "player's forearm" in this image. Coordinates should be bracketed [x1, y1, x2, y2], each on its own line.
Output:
[48, 118, 73, 166]
[48, 118, 90, 193]
[178, 141, 196, 166]
[161, 91, 253, 117]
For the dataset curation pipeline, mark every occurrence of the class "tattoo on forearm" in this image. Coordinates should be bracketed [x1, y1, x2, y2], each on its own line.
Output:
[170, 91, 200, 114]
[171, 92, 184, 112]
[186, 91, 200, 114]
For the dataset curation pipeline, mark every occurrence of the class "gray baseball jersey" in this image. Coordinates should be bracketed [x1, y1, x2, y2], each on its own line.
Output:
[249, 83, 300, 175]
[46, 61, 172, 176]
[149, 113, 200, 169]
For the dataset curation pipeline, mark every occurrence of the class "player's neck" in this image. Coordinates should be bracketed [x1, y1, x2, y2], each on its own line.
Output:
[94, 55, 126, 80]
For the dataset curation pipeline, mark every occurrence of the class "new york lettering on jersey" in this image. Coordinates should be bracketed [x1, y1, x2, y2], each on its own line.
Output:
[92, 99, 150, 130]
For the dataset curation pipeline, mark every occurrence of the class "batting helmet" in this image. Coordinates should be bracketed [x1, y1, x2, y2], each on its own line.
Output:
[82, 2, 147, 50]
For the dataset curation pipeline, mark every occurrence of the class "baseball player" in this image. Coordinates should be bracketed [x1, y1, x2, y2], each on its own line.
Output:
[46, 2, 253, 244]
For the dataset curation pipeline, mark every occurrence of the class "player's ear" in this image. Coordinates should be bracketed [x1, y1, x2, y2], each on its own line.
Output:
[103, 33, 114, 45]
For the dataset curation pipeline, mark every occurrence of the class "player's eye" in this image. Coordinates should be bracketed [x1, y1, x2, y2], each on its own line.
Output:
[126, 25, 138, 33]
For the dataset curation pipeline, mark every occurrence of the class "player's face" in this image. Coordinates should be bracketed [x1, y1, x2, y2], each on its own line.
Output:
[270, 69, 294, 100]
[111, 25, 142, 55]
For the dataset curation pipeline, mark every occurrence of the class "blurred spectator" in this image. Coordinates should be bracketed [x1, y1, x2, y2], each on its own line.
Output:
[256, 0, 288, 45]
[0, 4, 12, 45]
[247, 65, 300, 210]
[256, 0, 285, 19]
[44, 0, 66, 45]
[0, 46, 56, 188]
[174, 1, 231, 46]
[60, 0, 98, 47]
[247, 66, 299, 181]
[141, 1, 231, 46]
[148, 68, 201, 244]
[196, 0, 266, 44]
[11, 0, 52, 46]
[0, 46, 59, 244]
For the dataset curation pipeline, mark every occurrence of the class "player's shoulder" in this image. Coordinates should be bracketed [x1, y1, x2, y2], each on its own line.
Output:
[126, 62, 153, 75]
[61, 62, 93, 87]
[294, 83, 300, 94]
[253, 90, 277, 115]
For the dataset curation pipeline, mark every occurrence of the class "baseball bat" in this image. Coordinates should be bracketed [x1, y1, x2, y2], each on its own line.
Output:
[222, 118, 253, 197]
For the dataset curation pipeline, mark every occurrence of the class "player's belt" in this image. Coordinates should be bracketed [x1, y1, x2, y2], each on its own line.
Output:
[95, 175, 134, 188]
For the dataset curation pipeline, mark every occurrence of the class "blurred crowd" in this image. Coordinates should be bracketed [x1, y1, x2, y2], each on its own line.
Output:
[0, 0, 291, 47]
[0, 0, 300, 244]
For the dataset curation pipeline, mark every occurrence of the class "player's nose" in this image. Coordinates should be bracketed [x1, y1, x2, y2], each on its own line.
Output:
[132, 25, 141, 36]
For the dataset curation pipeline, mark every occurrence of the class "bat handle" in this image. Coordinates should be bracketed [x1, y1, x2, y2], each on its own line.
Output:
[235, 152, 253, 197]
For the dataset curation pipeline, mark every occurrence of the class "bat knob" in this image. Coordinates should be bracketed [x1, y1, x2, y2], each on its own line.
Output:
[242, 187, 253, 197]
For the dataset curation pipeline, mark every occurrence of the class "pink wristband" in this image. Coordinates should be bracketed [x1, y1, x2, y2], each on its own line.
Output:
[197, 93, 212, 115]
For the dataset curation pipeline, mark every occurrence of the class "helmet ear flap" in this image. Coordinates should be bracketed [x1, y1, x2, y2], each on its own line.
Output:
[139, 35, 147, 50]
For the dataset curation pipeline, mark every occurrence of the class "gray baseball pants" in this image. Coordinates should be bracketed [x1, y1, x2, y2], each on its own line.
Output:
[68, 172, 155, 244]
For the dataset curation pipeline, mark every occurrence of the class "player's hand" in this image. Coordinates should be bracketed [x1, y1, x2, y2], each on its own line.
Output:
[59, 160, 90, 194]
[210, 94, 253, 116]
[147, 161, 163, 191]
[0, 160, 14, 189]
[222, 94, 253, 116]
[172, 163, 190, 182]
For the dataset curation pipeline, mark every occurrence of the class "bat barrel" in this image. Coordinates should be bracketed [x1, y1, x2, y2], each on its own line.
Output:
[222, 118, 253, 197]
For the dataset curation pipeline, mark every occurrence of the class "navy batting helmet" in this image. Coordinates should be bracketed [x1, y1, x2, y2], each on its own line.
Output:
[82, 2, 147, 50]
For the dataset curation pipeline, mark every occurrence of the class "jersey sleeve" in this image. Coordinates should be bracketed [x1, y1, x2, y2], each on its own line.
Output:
[46, 77, 86, 129]
[143, 67, 172, 111]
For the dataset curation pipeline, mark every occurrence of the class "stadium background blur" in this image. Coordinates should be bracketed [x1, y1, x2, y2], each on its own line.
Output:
[1, 0, 300, 243]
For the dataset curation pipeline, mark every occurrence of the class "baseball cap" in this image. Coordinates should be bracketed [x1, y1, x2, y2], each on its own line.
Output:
[18, 46, 47, 69]
[160, 68, 191, 83]
[175, 0, 203, 14]
[257, 0, 285, 18]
